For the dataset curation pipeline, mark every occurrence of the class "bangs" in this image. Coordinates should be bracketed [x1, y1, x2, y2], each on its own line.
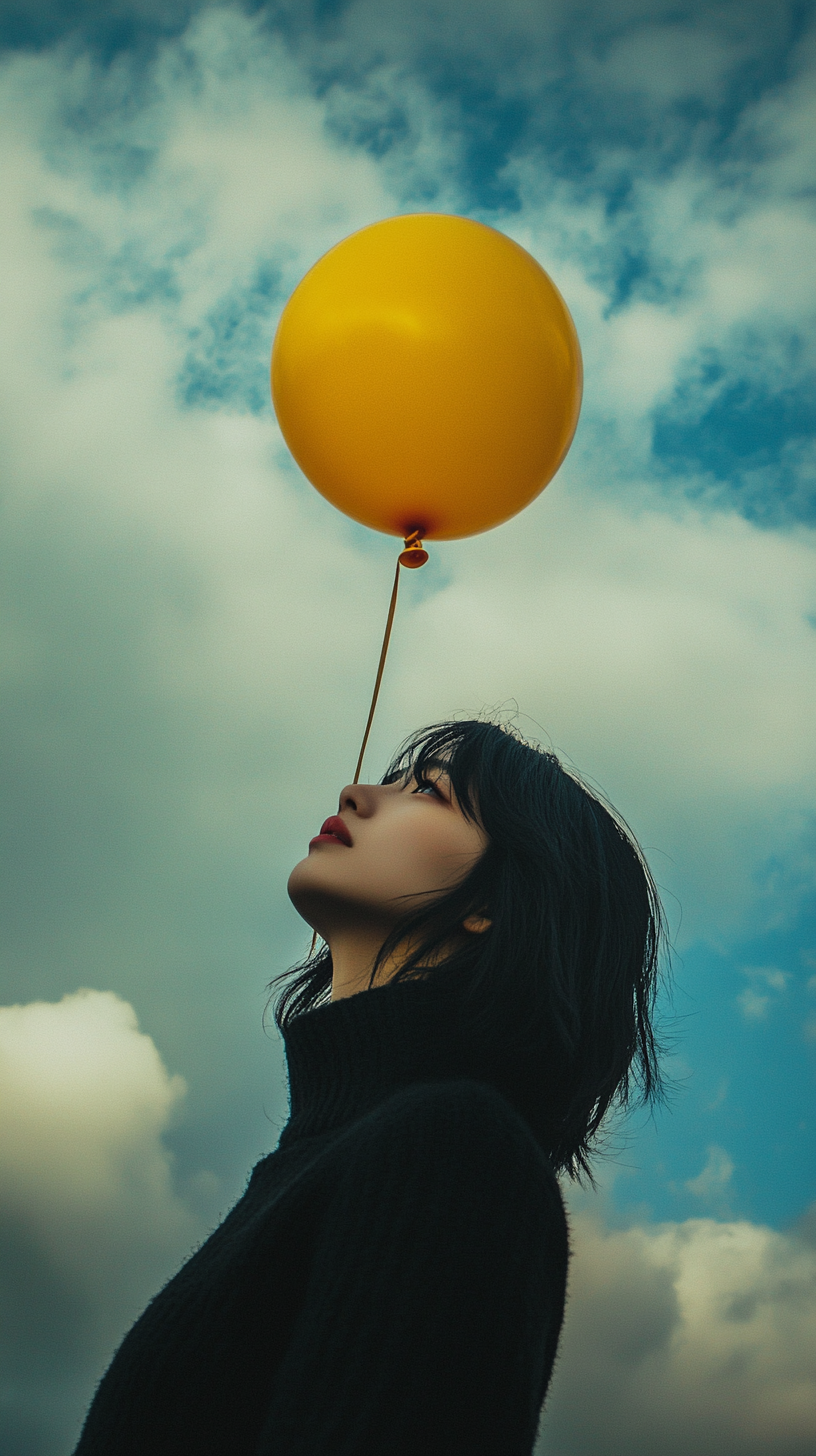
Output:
[381, 719, 511, 827]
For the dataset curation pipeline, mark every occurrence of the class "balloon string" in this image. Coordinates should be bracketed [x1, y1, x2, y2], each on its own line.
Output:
[353, 557, 402, 785]
[311, 536, 424, 958]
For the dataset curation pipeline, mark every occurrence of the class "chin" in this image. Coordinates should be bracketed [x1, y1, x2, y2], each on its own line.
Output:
[287, 858, 311, 904]
[287, 856, 335, 924]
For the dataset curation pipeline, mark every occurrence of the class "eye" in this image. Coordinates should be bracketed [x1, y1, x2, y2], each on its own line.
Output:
[412, 777, 445, 800]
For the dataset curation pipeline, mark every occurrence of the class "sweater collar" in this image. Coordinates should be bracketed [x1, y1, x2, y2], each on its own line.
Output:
[278, 974, 551, 1153]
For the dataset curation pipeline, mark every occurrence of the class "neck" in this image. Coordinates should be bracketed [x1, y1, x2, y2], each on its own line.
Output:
[326, 922, 477, 1001]
[326, 922, 400, 1001]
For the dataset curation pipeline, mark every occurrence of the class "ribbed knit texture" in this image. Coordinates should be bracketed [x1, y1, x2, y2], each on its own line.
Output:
[73, 976, 570, 1456]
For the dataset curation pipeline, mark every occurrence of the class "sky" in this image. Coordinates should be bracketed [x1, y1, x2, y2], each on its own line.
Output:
[0, 1, 814, 1452]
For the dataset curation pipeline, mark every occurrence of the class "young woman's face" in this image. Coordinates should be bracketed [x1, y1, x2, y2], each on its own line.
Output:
[287, 767, 488, 940]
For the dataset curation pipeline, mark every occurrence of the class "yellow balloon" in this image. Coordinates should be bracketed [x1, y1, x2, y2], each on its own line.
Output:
[271, 213, 582, 541]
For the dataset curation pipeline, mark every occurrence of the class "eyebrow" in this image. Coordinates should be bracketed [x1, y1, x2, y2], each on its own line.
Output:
[382, 756, 452, 788]
[416, 757, 450, 776]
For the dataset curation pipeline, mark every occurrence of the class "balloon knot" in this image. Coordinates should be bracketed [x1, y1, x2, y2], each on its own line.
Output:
[399, 530, 429, 569]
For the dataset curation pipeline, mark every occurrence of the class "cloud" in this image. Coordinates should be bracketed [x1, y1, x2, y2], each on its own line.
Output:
[0, 990, 204, 1454]
[0, 5, 812, 1060]
[379, 486, 815, 941]
[0, 989, 187, 1220]
[685, 1144, 735, 1205]
[738, 965, 792, 1020]
[0, 7, 403, 1174]
[591, 21, 747, 104]
[739, 987, 772, 1020]
[541, 1206, 816, 1456]
[286, 0, 816, 521]
[3, 989, 813, 1456]
[0, 9, 813, 1447]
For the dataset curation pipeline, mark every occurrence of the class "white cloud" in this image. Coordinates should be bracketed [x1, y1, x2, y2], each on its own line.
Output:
[3, 991, 813, 1456]
[0, 988, 198, 1273]
[739, 987, 771, 1020]
[541, 1207, 816, 1455]
[0, 991, 204, 1450]
[738, 965, 792, 1020]
[757, 968, 790, 992]
[510, 155, 816, 469]
[593, 22, 747, 103]
[379, 487, 815, 940]
[502, 16, 816, 487]
[1, 8, 813, 1451]
[0, 7, 813, 959]
[685, 1144, 735, 1203]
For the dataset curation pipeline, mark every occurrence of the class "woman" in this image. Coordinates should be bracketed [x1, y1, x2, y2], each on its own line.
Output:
[74, 718, 665, 1456]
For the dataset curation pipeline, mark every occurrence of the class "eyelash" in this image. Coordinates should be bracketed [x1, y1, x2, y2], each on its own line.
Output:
[413, 778, 444, 800]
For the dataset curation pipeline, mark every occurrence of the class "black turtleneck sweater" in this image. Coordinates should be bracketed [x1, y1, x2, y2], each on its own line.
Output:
[74, 977, 569, 1456]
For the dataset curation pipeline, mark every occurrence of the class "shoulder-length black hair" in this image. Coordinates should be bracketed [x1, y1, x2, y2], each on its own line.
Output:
[271, 719, 667, 1179]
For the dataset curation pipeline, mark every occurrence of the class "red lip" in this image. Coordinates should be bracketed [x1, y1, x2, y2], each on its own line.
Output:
[309, 815, 353, 850]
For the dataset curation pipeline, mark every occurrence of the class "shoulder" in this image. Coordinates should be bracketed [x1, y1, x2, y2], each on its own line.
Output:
[338, 1079, 564, 1212]
[375, 1076, 544, 1147]
[372, 1075, 543, 1133]
[323, 1082, 569, 1293]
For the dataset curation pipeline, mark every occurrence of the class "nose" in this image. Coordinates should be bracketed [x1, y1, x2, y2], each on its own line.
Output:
[338, 782, 377, 817]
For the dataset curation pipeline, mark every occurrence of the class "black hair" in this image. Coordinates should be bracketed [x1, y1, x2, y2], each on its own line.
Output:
[270, 719, 667, 1179]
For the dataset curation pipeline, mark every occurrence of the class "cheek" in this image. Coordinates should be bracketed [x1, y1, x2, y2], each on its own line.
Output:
[379, 817, 483, 893]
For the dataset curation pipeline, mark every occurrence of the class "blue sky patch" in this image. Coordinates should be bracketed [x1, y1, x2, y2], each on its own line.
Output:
[654, 355, 816, 526]
[179, 261, 282, 412]
[615, 902, 816, 1227]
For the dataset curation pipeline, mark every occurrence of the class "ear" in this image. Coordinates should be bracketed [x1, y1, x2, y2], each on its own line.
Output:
[462, 913, 492, 935]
